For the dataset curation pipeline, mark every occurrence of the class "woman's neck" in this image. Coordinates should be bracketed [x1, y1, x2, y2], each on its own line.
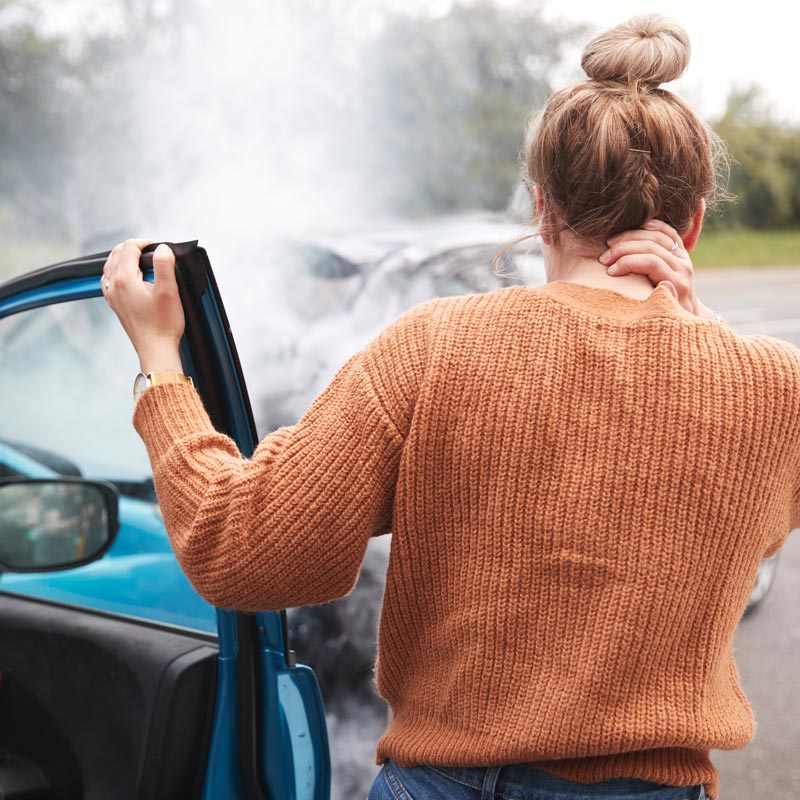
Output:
[543, 234, 657, 300]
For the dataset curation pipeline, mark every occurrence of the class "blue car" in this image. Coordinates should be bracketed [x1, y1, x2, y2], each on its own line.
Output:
[0, 241, 330, 799]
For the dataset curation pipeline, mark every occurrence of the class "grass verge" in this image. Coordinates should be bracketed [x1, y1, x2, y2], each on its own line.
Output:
[692, 228, 800, 268]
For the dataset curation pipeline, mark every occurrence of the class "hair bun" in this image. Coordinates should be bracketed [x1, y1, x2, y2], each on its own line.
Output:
[580, 14, 690, 88]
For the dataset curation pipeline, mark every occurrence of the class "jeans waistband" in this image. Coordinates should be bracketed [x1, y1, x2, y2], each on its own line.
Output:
[431, 763, 696, 798]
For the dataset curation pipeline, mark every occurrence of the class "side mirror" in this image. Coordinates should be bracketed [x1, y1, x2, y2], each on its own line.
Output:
[0, 478, 119, 572]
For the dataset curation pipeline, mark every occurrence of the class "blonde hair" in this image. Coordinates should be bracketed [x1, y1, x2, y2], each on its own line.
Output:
[511, 15, 729, 253]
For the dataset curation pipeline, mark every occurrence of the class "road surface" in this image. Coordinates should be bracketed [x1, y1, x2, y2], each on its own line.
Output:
[696, 266, 800, 799]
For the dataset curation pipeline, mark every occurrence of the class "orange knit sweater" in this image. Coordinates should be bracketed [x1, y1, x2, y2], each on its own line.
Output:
[133, 280, 800, 800]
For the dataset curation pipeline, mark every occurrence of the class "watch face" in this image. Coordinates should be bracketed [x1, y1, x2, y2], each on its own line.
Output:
[133, 372, 149, 400]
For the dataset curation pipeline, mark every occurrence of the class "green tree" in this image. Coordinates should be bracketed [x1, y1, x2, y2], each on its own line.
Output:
[0, 0, 202, 244]
[357, 2, 581, 216]
[0, 11, 80, 236]
[712, 86, 800, 229]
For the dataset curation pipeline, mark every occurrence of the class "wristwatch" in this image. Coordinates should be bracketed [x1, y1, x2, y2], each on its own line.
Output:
[133, 371, 194, 404]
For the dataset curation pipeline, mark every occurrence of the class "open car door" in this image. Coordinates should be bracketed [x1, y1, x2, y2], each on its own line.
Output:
[0, 241, 330, 799]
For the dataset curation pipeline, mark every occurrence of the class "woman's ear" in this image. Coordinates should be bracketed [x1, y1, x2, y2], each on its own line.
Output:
[533, 184, 543, 219]
[532, 184, 553, 246]
[681, 199, 706, 253]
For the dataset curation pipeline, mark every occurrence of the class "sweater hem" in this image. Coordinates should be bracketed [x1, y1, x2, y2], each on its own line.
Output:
[375, 726, 719, 800]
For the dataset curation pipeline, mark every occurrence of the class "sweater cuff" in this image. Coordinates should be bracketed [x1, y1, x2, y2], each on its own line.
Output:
[132, 381, 216, 469]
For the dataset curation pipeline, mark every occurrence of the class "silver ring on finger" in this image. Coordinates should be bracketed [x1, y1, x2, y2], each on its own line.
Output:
[104, 278, 110, 291]
[670, 240, 680, 253]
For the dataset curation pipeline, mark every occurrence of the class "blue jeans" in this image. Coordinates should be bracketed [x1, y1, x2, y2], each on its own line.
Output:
[368, 760, 707, 800]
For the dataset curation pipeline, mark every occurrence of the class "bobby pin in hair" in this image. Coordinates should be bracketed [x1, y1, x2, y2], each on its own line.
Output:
[628, 148, 651, 154]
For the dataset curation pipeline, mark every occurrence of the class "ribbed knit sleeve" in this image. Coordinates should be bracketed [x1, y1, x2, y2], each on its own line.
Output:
[131, 301, 431, 612]
[776, 339, 800, 540]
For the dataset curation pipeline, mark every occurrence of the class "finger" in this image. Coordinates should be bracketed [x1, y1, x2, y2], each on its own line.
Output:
[605, 254, 674, 284]
[607, 229, 676, 252]
[152, 243, 178, 295]
[115, 239, 153, 288]
[104, 242, 124, 283]
[642, 219, 684, 248]
[656, 280, 679, 301]
[602, 239, 683, 270]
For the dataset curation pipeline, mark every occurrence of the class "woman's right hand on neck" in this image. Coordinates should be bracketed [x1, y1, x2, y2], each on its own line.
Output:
[598, 218, 715, 319]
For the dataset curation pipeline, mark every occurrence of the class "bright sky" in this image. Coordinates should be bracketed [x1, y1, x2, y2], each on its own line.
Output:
[539, 0, 798, 125]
